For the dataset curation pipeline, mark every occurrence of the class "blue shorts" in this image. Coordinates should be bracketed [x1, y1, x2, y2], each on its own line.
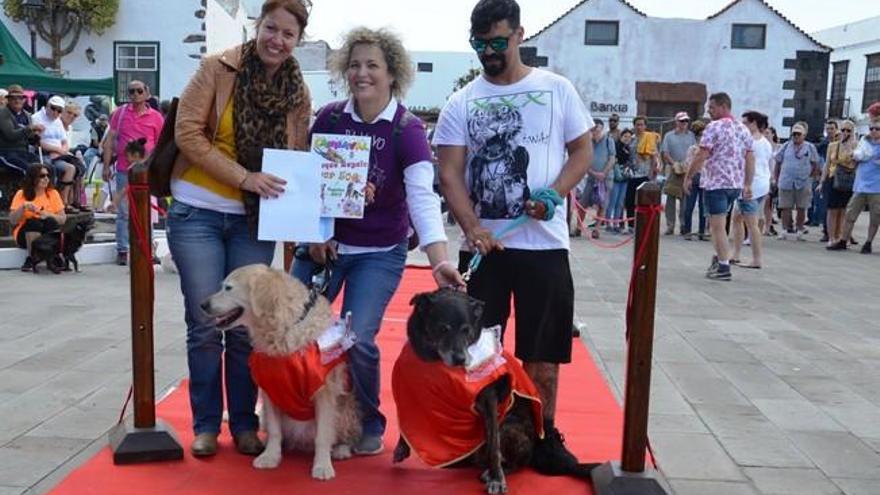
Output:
[737, 195, 766, 216]
[704, 188, 741, 216]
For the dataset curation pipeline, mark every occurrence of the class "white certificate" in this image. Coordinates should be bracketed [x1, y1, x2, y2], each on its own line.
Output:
[258, 149, 335, 242]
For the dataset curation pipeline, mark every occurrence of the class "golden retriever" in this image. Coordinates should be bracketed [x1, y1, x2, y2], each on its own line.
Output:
[202, 264, 360, 480]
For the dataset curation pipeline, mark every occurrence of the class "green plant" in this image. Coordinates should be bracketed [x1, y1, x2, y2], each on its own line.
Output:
[3, 0, 119, 69]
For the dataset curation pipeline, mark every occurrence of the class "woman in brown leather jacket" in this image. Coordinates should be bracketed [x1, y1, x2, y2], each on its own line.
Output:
[167, 0, 312, 458]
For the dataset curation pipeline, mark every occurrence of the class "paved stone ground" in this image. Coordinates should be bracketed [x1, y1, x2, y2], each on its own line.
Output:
[0, 214, 877, 495]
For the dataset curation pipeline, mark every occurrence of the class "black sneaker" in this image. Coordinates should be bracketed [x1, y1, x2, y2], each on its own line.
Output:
[706, 264, 732, 281]
[532, 427, 579, 475]
[826, 240, 847, 251]
[21, 256, 34, 272]
[116, 252, 128, 266]
[861, 241, 872, 254]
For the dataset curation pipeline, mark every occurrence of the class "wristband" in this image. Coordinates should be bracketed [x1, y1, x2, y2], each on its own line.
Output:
[432, 260, 452, 275]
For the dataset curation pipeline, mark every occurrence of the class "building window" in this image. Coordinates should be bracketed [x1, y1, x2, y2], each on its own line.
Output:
[829, 60, 849, 118]
[863, 53, 880, 112]
[731, 24, 766, 49]
[417, 62, 433, 73]
[584, 20, 619, 46]
[114, 41, 160, 103]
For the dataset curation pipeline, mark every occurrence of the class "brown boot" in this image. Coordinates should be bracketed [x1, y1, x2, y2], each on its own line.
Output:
[234, 431, 264, 456]
[191, 432, 218, 457]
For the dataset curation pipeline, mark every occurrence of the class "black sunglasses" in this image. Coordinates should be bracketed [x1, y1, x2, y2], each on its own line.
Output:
[792, 132, 803, 136]
[870, 127, 880, 131]
[128, 87, 145, 95]
[49, 105, 63, 112]
[469, 34, 513, 53]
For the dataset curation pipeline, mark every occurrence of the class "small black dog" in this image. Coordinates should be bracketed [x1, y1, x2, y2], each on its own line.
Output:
[29, 234, 61, 274]
[59, 217, 94, 272]
[392, 288, 595, 494]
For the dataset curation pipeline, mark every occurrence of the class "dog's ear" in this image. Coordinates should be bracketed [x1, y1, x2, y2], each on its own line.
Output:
[409, 292, 435, 314]
[248, 269, 283, 322]
[469, 298, 485, 323]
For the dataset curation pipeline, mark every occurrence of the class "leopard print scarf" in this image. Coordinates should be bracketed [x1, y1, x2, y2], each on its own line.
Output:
[234, 39, 306, 233]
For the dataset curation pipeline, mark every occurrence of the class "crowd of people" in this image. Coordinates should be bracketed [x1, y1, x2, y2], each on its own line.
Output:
[1, 79, 168, 269]
[571, 98, 880, 280]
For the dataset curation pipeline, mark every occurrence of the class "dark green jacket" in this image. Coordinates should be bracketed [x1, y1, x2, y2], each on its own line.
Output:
[0, 107, 32, 152]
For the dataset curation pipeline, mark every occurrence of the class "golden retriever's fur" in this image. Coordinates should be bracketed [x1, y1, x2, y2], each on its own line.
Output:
[202, 264, 360, 480]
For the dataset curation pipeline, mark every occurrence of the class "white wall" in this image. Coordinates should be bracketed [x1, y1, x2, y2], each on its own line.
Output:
[206, 0, 252, 55]
[522, 0, 827, 137]
[814, 16, 880, 128]
[406, 51, 481, 110]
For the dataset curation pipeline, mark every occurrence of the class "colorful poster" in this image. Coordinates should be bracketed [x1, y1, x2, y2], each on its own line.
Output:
[311, 133, 372, 219]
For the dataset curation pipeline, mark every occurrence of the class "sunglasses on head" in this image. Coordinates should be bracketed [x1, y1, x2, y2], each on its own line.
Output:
[469, 34, 513, 53]
[128, 87, 145, 95]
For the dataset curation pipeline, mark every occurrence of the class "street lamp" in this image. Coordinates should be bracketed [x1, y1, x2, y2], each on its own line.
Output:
[21, 0, 46, 59]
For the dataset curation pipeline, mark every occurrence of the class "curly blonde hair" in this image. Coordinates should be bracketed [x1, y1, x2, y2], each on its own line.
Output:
[330, 27, 414, 100]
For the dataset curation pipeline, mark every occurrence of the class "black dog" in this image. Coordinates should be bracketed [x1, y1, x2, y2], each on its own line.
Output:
[59, 217, 94, 272]
[392, 288, 595, 494]
[29, 234, 61, 274]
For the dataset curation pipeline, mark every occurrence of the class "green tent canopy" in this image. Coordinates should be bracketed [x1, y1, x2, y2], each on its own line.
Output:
[0, 19, 113, 95]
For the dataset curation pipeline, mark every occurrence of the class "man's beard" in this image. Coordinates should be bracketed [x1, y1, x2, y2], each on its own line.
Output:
[480, 53, 507, 77]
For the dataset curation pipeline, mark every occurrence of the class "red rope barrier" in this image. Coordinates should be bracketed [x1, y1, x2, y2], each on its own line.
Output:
[569, 191, 636, 249]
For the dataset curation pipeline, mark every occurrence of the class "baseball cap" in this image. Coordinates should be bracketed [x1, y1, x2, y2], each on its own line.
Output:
[675, 111, 690, 121]
[0, 89, 7, 98]
[792, 123, 807, 135]
[47, 95, 66, 108]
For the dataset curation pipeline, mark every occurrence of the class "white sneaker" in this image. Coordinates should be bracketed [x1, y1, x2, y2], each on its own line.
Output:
[796, 232, 805, 241]
[777, 232, 788, 240]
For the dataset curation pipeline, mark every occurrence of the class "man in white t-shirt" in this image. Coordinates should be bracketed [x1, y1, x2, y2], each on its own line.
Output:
[731, 111, 772, 269]
[433, 0, 593, 476]
[32, 95, 77, 207]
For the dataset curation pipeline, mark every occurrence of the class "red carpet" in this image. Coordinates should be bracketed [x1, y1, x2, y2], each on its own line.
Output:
[49, 268, 623, 494]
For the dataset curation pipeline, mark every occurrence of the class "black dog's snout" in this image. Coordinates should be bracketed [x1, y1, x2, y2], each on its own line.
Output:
[200, 300, 211, 313]
[451, 351, 467, 366]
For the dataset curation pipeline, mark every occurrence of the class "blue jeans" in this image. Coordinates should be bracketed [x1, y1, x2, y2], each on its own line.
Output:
[606, 181, 627, 226]
[291, 242, 408, 437]
[115, 172, 129, 254]
[704, 188, 742, 216]
[166, 201, 276, 435]
[683, 176, 706, 234]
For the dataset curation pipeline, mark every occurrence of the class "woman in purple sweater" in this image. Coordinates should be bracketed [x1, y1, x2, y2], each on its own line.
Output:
[292, 27, 463, 455]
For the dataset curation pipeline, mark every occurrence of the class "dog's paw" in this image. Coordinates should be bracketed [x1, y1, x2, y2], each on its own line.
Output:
[311, 462, 336, 480]
[485, 479, 507, 494]
[392, 442, 410, 463]
[252, 450, 282, 469]
[331, 444, 352, 460]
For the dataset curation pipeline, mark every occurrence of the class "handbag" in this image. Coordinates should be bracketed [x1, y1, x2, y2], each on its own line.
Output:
[833, 166, 855, 192]
[831, 142, 855, 192]
[147, 97, 179, 197]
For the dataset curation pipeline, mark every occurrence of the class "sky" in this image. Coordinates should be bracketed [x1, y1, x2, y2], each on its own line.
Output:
[302, 0, 880, 51]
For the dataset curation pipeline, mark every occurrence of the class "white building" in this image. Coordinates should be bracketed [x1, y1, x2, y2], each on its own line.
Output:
[521, 0, 831, 139]
[0, 0, 259, 103]
[813, 16, 880, 130]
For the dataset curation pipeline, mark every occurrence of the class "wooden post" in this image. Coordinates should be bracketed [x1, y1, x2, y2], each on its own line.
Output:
[621, 181, 661, 472]
[592, 181, 668, 494]
[109, 163, 183, 465]
[129, 164, 156, 428]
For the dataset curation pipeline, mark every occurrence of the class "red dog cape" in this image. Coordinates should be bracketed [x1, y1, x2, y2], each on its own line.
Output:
[392, 343, 544, 467]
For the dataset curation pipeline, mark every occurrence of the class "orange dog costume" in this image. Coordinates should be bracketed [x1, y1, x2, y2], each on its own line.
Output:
[392, 343, 544, 467]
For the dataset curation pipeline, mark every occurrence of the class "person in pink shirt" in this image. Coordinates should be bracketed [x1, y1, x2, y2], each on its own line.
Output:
[101, 80, 164, 265]
[684, 92, 755, 281]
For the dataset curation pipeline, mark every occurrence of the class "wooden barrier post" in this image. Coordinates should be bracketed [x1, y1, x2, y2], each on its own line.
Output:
[109, 163, 183, 465]
[592, 181, 668, 494]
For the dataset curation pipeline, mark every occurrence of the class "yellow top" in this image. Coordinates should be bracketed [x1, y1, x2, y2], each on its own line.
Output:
[178, 98, 243, 202]
[825, 140, 856, 176]
[637, 131, 660, 156]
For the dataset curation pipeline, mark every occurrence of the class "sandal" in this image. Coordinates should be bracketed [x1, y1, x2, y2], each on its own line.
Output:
[64, 205, 81, 214]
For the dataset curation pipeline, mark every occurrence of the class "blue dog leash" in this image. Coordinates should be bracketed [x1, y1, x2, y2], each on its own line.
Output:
[462, 188, 564, 282]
